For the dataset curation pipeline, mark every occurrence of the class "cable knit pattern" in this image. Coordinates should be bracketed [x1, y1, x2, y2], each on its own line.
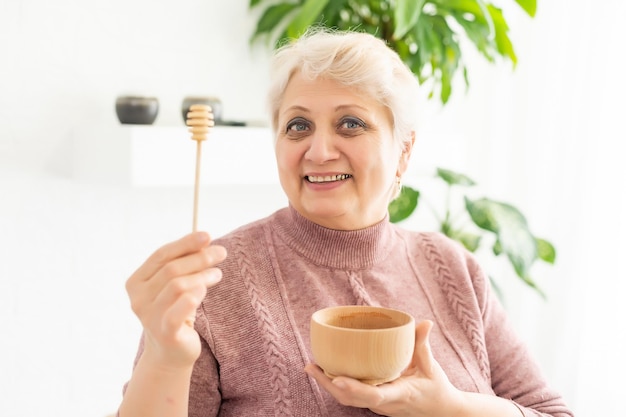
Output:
[421, 233, 491, 380]
[232, 234, 293, 417]
[347, 271, 375, 306]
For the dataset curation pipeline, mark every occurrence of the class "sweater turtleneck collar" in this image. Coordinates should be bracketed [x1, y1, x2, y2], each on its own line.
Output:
[272, 205, 397, 270]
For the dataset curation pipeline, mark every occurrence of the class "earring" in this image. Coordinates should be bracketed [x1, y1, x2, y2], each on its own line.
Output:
[396, 176, 402, 194]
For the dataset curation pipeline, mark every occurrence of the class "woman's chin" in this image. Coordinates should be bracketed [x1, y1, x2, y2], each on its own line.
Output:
[300, 205, 376, 230]
[300, 205, 349, 225]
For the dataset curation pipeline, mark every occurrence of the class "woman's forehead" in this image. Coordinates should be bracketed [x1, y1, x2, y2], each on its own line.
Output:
[282, 73, 377, 108]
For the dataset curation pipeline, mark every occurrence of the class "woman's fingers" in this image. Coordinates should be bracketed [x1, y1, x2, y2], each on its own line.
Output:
[154, 267, 223, 332]
[131, 232, 212, 282]
[304, 365, 359, 403]
[304, 364, 403, 410]
[127, 234, 226, 313]
[162, 276, 212, 331]
[404, 319, 435, 378]
[144, 244, 227, 304]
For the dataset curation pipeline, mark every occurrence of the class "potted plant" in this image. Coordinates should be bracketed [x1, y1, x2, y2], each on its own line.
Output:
[249, 0, 555, 298]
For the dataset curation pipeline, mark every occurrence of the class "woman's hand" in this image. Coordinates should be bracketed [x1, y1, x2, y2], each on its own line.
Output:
[125, 232, 227, 370]
[304, 320, 465, 417]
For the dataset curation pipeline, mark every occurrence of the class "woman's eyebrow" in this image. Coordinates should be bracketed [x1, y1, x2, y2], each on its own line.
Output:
[334, 104, 368, 112]
[282, 105, 310, 114]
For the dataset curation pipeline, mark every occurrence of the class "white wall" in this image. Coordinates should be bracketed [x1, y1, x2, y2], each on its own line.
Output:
[1, 1, 624, 416]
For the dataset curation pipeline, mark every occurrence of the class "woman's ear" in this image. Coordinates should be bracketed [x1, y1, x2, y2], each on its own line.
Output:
[396, 131, 415, 177]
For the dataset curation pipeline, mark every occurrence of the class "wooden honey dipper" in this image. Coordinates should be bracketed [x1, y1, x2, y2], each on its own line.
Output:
[186, 104, 214, 232]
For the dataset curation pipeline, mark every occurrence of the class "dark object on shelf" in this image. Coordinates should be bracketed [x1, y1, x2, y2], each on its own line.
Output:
[219, 120, 246, 127]
[115, 96, 159, 125]
[182, 96, 223, 124]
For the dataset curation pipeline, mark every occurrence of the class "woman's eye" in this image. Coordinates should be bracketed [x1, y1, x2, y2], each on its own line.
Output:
[286, 118, 310, 133]
[339, 117, 366, 130]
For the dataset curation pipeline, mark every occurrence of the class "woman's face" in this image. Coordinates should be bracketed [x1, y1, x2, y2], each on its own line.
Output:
[275, 72, 412, 230]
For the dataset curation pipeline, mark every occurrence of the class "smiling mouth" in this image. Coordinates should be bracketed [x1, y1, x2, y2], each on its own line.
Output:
[305, 174, 352, 183]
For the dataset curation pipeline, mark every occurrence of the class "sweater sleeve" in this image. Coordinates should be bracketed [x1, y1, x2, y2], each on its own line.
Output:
[465, 252, 575, 417]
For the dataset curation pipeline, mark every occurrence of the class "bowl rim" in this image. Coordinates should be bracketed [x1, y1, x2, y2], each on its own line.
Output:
[311, 305, 415, 331]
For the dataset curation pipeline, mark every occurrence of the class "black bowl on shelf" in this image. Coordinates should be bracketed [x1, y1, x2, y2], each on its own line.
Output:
[115, 96, 159, 125]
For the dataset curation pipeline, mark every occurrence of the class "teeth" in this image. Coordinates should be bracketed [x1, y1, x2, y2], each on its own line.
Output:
[307, 174, 351, 183]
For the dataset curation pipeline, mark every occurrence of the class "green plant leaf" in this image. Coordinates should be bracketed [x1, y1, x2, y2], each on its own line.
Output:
[393, 0, 426, 40]
[430, 15, 462, 103]
[449, 10, 496, 62]
[251, 3, 299, 41]
[412, 16, 437, 74]
[519, 275, 546, 298]
[433, 0, 489, 21]
[318, 0, 349, 28]
[250, 0, 262, 8]
[492, 239, 502, 255]
[514, 0, 537, 17]
[465, 197, 538, 279]
[436, 168, 476, 186]
[286, 0, 331, 39]
[474, 0, 496, 40]
[488, 5, 517, 65]
[389, 186, 420, 223]
[536, 238, 556, 264]
[450, 230, 482, 252]
[441, 40, 462, 103]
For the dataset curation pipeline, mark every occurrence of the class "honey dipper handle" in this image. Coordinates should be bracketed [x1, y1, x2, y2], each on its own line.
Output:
[192, 140, 202, 232]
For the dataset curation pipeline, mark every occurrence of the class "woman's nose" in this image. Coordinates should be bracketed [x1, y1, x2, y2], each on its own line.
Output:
[304, 131, 339, 163]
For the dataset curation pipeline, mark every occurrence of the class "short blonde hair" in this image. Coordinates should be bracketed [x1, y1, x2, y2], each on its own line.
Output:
[267, 27, 420, 150]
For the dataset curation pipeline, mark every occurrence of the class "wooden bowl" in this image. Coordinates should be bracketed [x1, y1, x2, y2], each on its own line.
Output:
[310, 305, 415, 385]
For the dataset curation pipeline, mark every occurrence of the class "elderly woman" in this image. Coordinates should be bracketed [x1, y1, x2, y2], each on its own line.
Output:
[118, 28, 574, 417]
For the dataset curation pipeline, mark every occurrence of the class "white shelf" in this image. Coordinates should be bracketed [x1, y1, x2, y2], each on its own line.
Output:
[72, 125, 278, 186]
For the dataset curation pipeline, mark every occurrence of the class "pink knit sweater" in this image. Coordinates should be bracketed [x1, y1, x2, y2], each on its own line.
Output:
[127, 206, 574, 417]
